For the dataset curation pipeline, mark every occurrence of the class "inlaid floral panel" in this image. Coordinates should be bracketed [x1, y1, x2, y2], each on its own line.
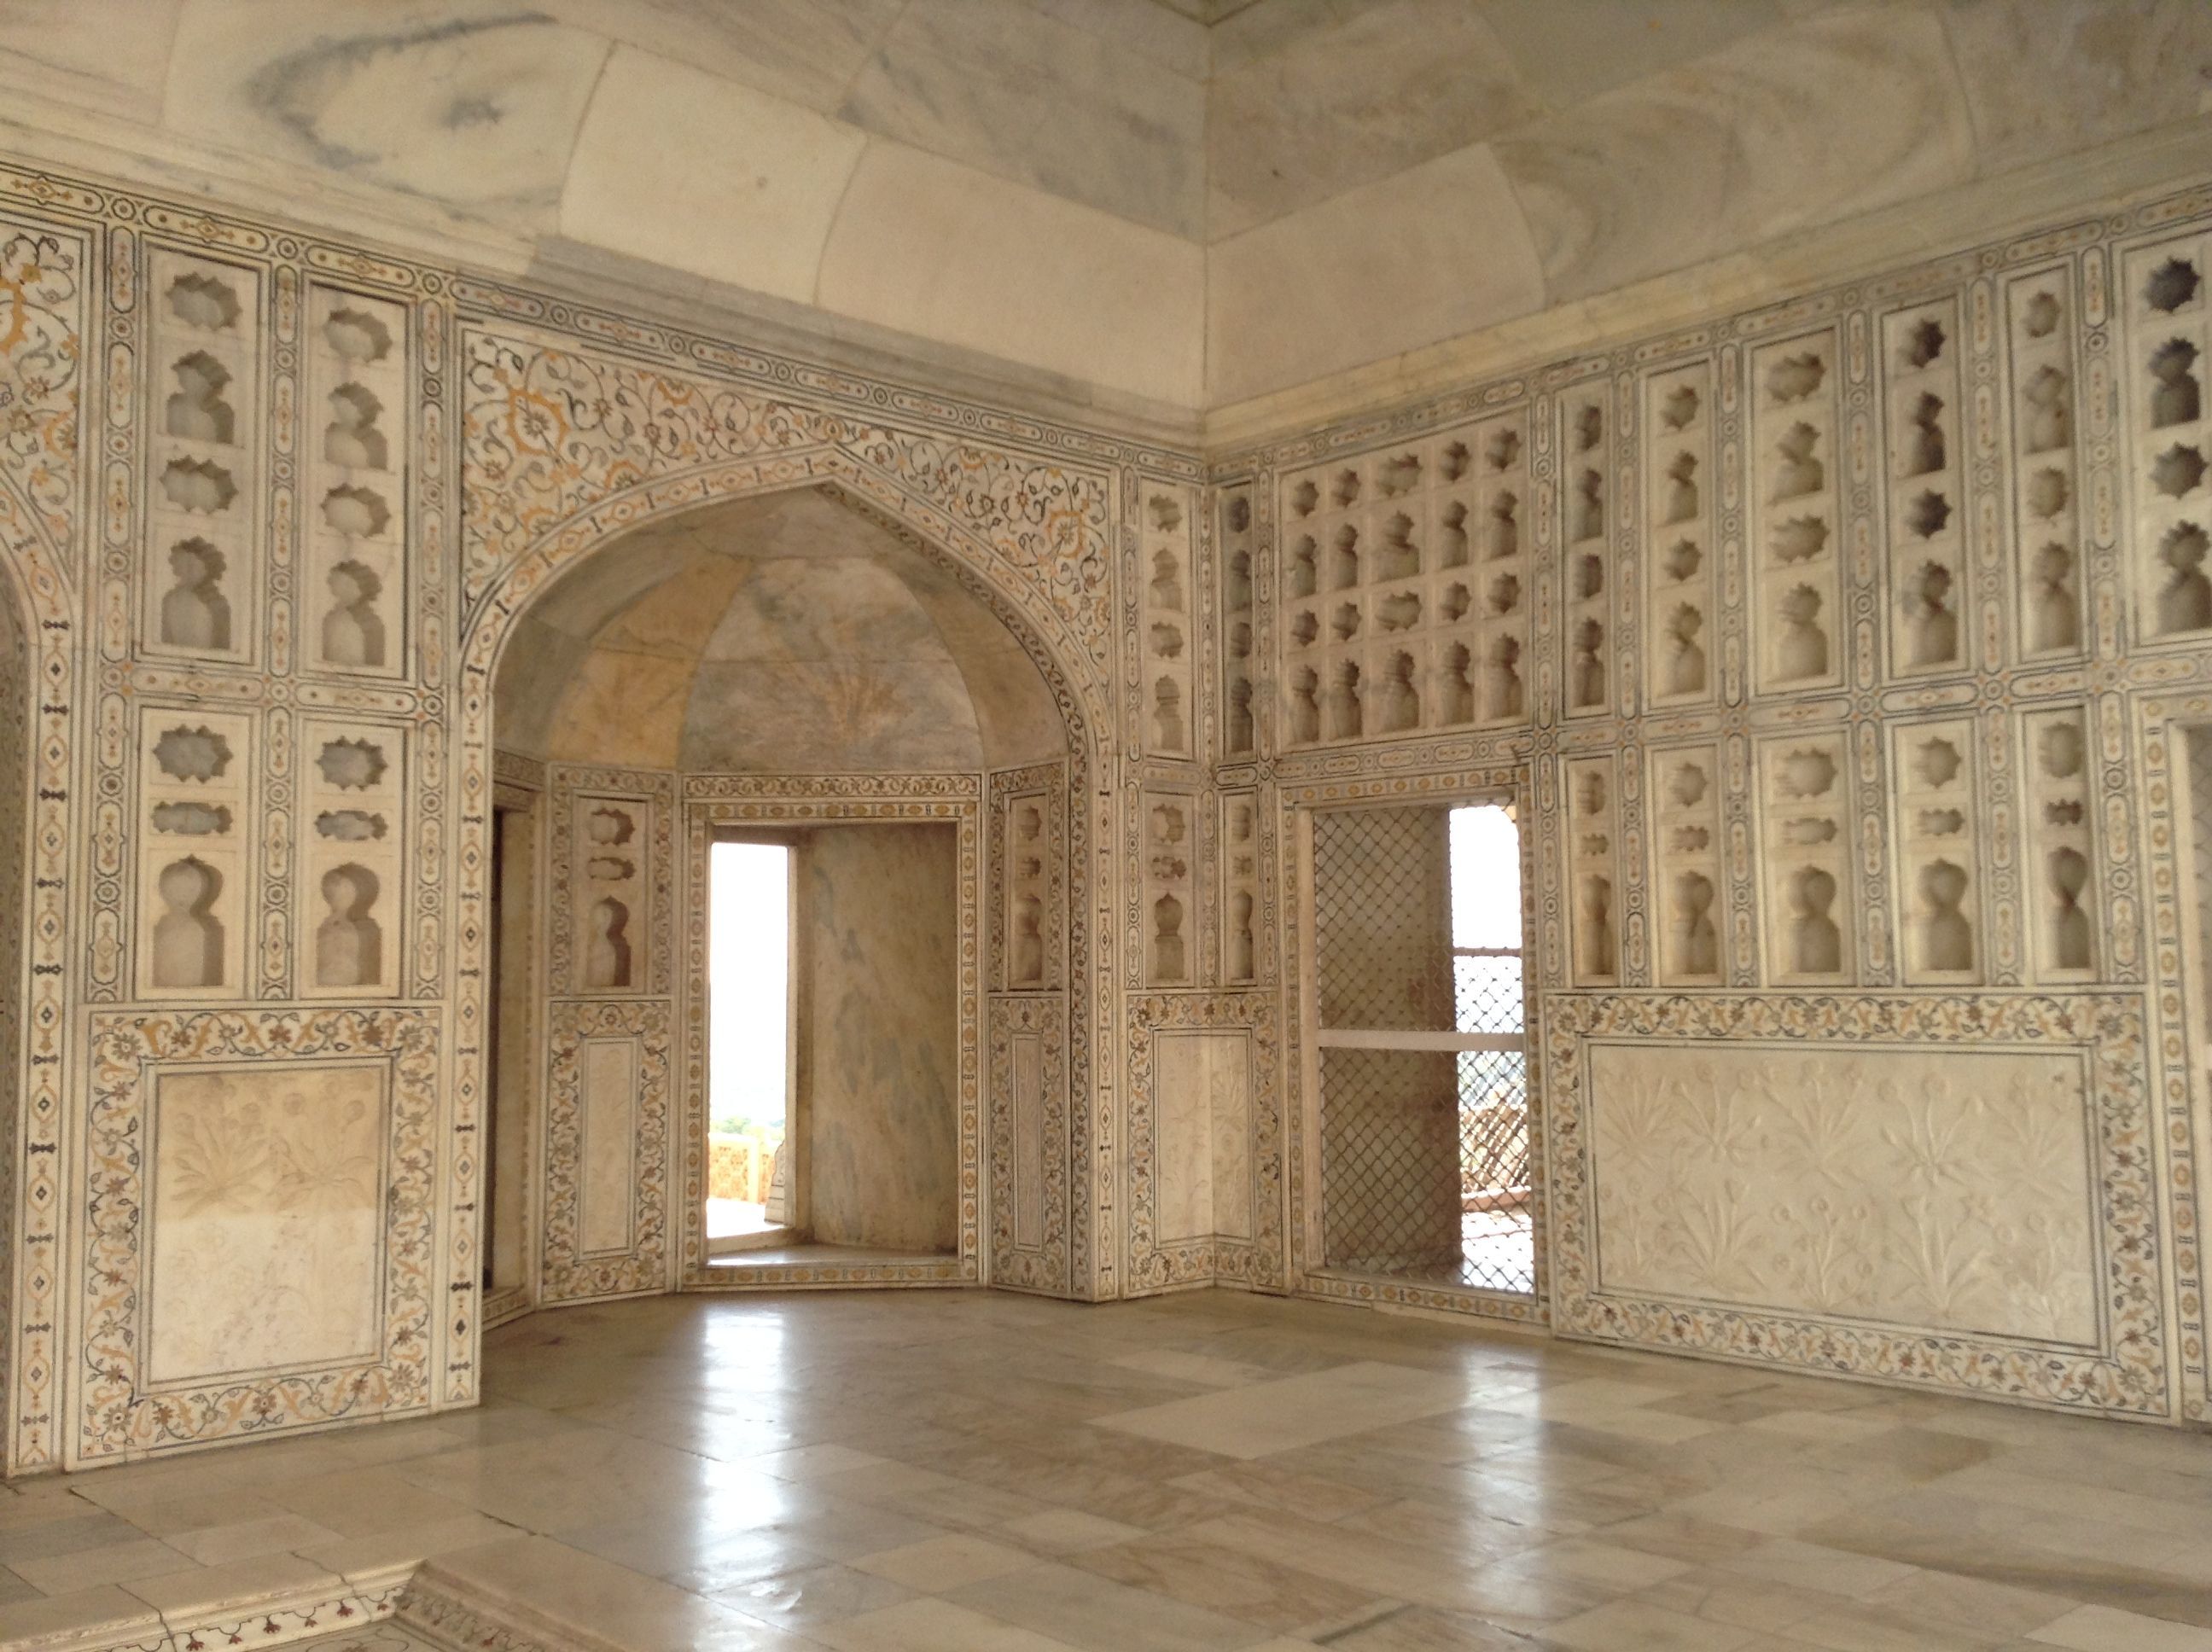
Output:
[540, 998, 672, 1303]
[79, 1007, 439, 1461]
[990, 995, 1069, 1294]
[1545, 992, 2165, 1415]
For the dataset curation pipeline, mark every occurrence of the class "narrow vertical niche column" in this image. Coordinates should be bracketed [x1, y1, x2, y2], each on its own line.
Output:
[485, 800, 539, 1299]
[705, 838, 795, 1256]
[1307, 800, 1535, 1297]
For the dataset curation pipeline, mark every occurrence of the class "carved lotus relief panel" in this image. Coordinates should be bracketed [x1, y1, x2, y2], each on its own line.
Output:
[1587, 1041, 2099, 1347]
[1548, 994, 2162, 1416]
[79, 1007, 440, 1463]
[148, 1062, 387, 1385]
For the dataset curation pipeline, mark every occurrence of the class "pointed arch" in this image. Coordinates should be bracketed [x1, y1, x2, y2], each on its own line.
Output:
[445, 454, 1109, 1376]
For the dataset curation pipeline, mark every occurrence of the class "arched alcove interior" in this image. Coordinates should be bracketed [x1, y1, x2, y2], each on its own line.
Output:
[487, 488, 1067, 1287]
[494, 489, 1065, 775]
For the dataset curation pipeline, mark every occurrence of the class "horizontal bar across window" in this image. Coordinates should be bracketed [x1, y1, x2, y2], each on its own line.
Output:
[1314, 1028, 1525, 1051]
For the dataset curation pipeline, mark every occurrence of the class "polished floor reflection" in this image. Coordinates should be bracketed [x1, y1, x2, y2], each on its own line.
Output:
[5, 1290, 2212, 1650]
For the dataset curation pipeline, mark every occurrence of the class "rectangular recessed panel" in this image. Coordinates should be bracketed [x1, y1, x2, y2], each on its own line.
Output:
[1012, 1032, 1044, 1251]
[579, 1037, 639, 1257]
[1210, 1035, 1254, 1242]
[1586, 1041, 2099, 1347]
[148, 1062, 387, 1386]
[1155, 1030, 1253, 1245]
[1155, 1032, 1215, 1243]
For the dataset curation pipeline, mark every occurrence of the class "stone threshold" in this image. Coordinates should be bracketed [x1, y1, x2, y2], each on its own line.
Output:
[0, 1556, 416, 1652]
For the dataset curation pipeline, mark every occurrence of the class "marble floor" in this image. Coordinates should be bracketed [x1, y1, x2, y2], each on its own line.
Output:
[3, 1289, 2210, 1650]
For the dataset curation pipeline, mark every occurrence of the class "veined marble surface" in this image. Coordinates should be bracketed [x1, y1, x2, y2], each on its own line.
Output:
[3, 1291, 2210, 1651]
[804, 824, 962, 1256]
[0, 1, 2204, 408]
[494, 492, 1063, 774]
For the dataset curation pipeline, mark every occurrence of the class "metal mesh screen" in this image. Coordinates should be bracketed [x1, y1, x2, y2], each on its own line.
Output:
[1313, 806, 1452, 1030]
[1320, 1045, 1463, 1277]
[1313, 803, 1534, 1294]
[1454, 951, 1524, 1034]
[1457, 1049, 1533, 1292]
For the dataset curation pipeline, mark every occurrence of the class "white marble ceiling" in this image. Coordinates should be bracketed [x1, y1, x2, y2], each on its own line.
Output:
[2, 0, 2207, 411]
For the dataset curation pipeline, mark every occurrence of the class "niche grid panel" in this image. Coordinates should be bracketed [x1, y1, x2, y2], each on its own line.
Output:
[1309, 803, 1534, 1297]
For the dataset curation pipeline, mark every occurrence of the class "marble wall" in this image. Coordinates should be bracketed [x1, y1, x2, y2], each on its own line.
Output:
[3, 139, 2212, 1486]
[801, 824, 962, 1254]
[1215, 182, 2212, 1426]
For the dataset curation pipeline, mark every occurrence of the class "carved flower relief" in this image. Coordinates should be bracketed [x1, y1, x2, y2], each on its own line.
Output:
[1589, 1047, 2099, 1346]
[268, 1092, 380, 1212]
[160, 1079, 380, 1217]
[161, 1095, 275, 1216]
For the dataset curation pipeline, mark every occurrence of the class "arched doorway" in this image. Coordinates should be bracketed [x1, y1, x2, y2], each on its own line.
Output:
[476, 485, 1079, 1315]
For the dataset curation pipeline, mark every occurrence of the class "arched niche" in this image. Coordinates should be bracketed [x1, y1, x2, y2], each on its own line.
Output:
[463, 480, 1092, 1322]
[493, 489, 1068, 773]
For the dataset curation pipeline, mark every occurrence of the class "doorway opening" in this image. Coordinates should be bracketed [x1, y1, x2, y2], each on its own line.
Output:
[703, 821, 963, 1269]
[707, 838, 794, 1254]
[1310, 798, 1534, 1297]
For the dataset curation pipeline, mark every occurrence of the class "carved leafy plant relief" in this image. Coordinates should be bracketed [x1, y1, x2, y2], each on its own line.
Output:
[80, 1008, 440, 1457]
[1586, 1040, 2100, 1346]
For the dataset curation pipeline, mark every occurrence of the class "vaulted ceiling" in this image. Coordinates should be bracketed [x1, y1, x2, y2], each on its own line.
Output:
[3, 0, 2208, 417]
[493, 491, 1065, 772]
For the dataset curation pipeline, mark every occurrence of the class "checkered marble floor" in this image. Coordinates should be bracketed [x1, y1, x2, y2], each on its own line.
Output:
[3, 1290, 2209, 1650]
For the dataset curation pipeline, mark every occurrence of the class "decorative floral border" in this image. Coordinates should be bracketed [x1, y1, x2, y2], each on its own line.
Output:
[1544, 991, 2168, 1416]
[677, 785, 984, 1288]
[1123, 993, 1283, 1294]
[78, 1008, 439, 1461]
[0, 211, 88, 1473]
[175, 1572, 412, 1652]
[2133, 690, 2212, 1423]
[539, 998, 672, 1303]
[458, 325, 1115, 681]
